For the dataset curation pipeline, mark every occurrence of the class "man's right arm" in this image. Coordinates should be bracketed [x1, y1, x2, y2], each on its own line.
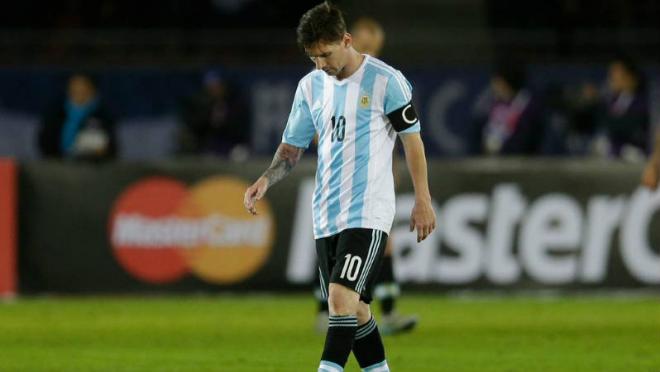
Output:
[244, 143, 304, 215]
[642, 131, 660, 190]
[244, 77, 314, 214]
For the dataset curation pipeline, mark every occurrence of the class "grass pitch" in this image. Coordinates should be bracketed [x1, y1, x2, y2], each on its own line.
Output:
[0, 294, 659, 371]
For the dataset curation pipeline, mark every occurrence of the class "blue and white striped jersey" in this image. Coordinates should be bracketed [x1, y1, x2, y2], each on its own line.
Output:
[282, 55, 420, 239]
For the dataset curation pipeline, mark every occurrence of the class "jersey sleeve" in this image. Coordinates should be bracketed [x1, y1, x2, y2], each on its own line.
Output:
[384, 72, 420, 134]
[281, 82, 316, 148]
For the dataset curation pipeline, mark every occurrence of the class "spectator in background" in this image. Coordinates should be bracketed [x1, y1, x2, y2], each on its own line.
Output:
[564, 80, 601, 154]
[576, 55, 650, 160]
[38, 73, 116, 161]
[177, 70, 248, 159]
[471, 60, 545, 155]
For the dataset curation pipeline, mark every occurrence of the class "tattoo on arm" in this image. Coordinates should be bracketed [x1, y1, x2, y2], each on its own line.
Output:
[262, 144, 303, 187]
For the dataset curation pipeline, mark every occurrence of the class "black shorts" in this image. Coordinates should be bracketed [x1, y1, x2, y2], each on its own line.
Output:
[316, 228, 388, 304]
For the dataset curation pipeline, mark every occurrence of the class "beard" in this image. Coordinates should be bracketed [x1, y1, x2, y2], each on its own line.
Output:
[322, 65, 343, 76]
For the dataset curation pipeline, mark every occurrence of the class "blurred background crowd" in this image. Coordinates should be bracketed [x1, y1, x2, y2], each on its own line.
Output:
[0, 0, 659, 162]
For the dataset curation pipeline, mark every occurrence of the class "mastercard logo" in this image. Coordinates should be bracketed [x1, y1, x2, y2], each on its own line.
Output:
[108, 176, 274, 285]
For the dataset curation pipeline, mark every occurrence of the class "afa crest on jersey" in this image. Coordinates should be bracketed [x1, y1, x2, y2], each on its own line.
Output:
[359, 95, 370, 108]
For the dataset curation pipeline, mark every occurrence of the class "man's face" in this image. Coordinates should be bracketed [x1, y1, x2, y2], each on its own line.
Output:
[68, 76, 96, 106]
[352, 26, 384, 56]
[491, 76, 513, 101]
[608, 62, 635, 93]
[305, 35, 351, 76]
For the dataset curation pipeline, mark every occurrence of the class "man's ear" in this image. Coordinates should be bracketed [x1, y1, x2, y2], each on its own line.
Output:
[343, 33, 352, 48]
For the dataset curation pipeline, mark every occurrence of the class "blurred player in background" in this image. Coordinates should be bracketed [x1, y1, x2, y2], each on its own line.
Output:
[314, 16, 419, 336]
[244, 3, 435, 371]
[350, 17, 384, 57]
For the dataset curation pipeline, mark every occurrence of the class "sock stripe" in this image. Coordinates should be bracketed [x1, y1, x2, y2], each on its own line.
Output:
[356, 322, 376, 335]
[363, 360, 389, 371]
[355, 326, 375, 339]
[328, 315, 358, 328]
[356, 316, 376, 330]
[319, 360, 344, 372]
[328, 316, 357, 321]
[356, 317, 376, 331]
[355, 318, 377, 339]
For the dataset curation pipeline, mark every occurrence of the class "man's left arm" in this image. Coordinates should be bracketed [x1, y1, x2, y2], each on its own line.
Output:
[642, 131, 660, 190]
[399, 132, 436, 242]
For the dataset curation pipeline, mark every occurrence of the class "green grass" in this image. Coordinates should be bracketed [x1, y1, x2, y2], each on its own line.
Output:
[1, 294, 659, 371]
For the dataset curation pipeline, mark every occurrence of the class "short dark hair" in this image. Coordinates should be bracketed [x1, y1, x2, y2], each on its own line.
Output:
[611, 52, 645, 92]
[69, 72, 98, 91]
[493, 59, 526, 93]
[296, 2, 346, 49]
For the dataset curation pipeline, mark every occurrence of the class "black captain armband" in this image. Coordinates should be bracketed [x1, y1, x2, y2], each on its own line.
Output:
[387, 101, 419, 132]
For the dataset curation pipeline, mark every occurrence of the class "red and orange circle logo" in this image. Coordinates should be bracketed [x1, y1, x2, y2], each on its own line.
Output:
[109, 176, 274, 285]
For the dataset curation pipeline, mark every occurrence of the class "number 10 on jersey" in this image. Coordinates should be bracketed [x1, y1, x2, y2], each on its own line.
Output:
[340, 253, 362, 281]
[331, 115, 346, 142]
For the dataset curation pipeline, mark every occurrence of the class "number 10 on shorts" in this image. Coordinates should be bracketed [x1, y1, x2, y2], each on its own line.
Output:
[340, 254, 362, 281]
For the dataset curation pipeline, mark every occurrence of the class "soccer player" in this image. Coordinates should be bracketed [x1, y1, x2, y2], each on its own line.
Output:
[314, 16, 419, 336]
[244, 3, 436, 371]
[642, 132, 660, 190]
[350, 17, 385, 58]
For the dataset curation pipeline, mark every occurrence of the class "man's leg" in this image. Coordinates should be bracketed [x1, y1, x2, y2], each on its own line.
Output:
[374, 239, 418, 335]
[318, 228, 387, 372]
[315, 265, 329, 333]
[319, 283, 360, 372]
[353, 301, 389, 371]
[315, 287, 330, 333]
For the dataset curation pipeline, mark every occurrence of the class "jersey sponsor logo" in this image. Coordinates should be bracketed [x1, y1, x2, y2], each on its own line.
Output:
[109, 176, 274, 284]
[287, 180, 660, 286]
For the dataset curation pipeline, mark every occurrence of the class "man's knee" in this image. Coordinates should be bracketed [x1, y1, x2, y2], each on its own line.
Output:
[356, 301, 371, 325]
[328, 283, 360, 315]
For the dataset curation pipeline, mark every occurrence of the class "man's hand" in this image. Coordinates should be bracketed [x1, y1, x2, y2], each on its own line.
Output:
[244, 143, 304, 215]
[410, 197, 436, 243]
[642, 157, 660, 190]
[244, 177, 269, 215]
[399, 132, 436, 243]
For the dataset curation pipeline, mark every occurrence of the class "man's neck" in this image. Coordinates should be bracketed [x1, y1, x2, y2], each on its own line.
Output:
[336, 49, 365, 80]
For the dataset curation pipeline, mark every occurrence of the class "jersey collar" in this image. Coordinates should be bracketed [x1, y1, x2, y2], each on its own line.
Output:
[330, 54, 369, 85]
